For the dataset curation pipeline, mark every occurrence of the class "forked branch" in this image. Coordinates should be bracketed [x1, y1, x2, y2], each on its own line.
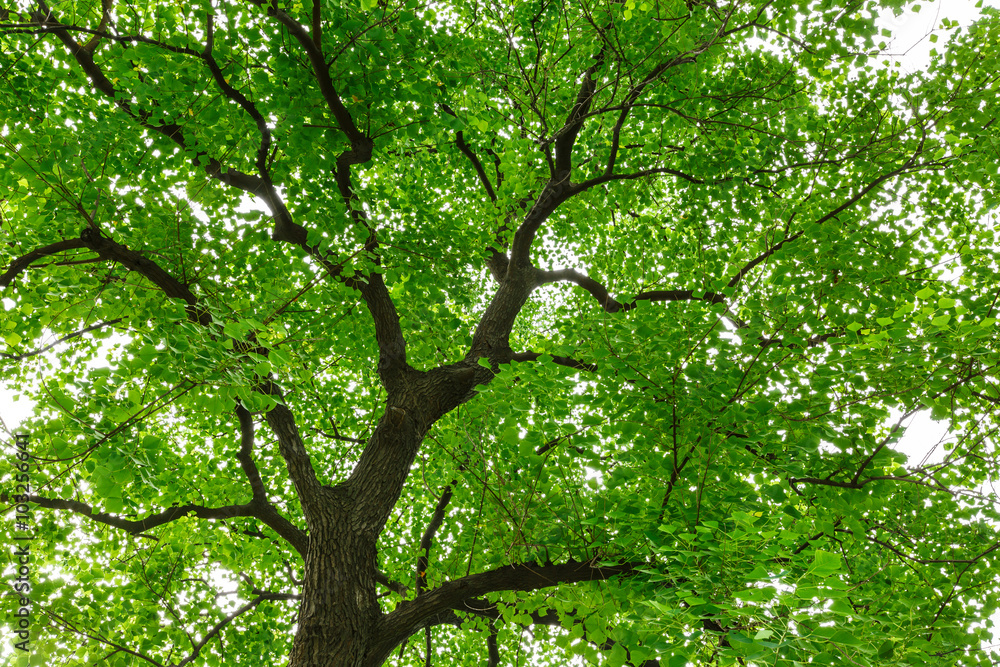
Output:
[35, 3, 269, 200]
[175, 592, 298, 667]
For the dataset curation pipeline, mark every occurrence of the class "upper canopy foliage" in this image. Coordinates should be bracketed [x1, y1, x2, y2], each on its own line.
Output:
[2, 0, 1000, 665]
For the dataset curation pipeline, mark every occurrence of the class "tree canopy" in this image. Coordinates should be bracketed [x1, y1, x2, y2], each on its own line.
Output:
[2, 0, 1000, 665]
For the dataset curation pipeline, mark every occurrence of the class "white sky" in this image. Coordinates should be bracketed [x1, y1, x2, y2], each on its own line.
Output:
[876, 0, 993, 71]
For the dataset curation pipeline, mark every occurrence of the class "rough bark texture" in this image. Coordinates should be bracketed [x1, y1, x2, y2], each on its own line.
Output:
[292, 495, 379, 667]
[282, 363, 504, 666]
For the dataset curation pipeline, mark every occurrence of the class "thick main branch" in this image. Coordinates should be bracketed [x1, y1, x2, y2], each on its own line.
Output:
[19, 493, 304, 548]
[369, 559, 642, 666]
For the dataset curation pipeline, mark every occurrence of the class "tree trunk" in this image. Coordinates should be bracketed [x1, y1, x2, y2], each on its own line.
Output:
[285, 363, 495, 666]
[289, 496, 380, 667]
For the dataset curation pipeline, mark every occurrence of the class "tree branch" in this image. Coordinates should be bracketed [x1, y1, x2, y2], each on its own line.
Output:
[262, 391, 327, 521]
[725, 231, 804, 290]
[759, 330, 842, 349]
[486, 625, 500, 667]
[505, 40, 616, 271]
[553, 45, 606, 176]
[468, 35, 723, 357]
[232, 2, 409, 388]
[244, 0, 373, 243]
[236, 404, 269, 500]
[376, 570, 409, 597]
[35, 9, 301, 246]
[235, 404, 309, 555]
[200, 13, 296, 240]
[24, 488, 308, 554]
[7, 229, 325, 536]
[508, 178, 575, 270]
[511, 351, 597, 373]
[850, 406, 924, 485]
[864, 535, 1000, 567]
[22, 494, 263, 535]
[0, 238, 88, 288]
[175, 592, 295, 667]
[21, 12, 403, 364]
[969, 389, 1000, 406]
[371, 559, 642, 664]
[812, 161, 931, 227]
[451, 127, 497, 202]
[77, 228, 212, 326]
[416, 484, 454, 595]
[0, 318, 123, 360]
[441, 110, 513, 285]
[311, 0, 321, 49]
[80, 0, 113, 53]
[571, 166, 710, 194]
[536, 267, 726, 312]
[36, 598, 166, 667]
[35, 5, 269, 200]
[603, 45, 711, 177]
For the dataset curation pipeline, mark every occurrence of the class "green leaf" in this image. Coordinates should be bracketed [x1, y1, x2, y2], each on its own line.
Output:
[809, 550, 843, 577]
[931, 313, 951, 327]
[608, 643, 628, 667]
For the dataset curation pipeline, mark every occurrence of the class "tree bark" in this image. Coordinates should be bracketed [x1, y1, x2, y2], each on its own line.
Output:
[289, 491, 379, 667]
[287, 362, 488, 666]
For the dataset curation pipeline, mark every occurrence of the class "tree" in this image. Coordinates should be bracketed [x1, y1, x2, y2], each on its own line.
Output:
[2, 0, 1000, 664]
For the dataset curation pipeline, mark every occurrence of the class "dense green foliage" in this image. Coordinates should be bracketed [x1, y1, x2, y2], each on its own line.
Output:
[2, 0, 1000, 665]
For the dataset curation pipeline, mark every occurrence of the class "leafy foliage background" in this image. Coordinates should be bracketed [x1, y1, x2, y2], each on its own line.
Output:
[1, 0, 1000, 665]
